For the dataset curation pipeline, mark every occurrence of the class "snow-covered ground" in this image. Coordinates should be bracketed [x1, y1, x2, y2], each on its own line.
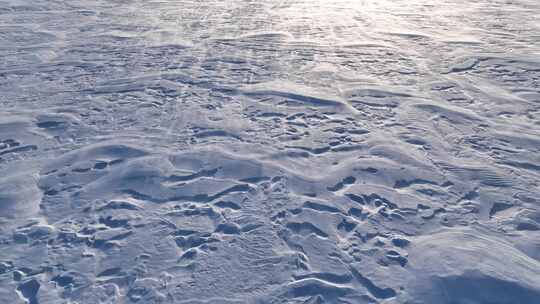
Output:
[1, 0, 540, 303]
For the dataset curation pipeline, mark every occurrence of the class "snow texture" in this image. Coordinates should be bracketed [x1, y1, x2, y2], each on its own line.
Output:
[1, 0, 539, 303]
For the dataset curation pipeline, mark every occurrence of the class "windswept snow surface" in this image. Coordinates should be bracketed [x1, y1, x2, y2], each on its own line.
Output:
[1, 0, 540, 303]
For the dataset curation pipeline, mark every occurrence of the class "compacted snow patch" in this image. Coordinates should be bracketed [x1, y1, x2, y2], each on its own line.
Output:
[405, 229, 540, 303]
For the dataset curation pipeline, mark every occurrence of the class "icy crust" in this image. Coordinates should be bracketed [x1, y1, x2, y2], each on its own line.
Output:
[1, 142, 539, 303]
[404, 229, 540, 304]
[1, 0, 540, 303]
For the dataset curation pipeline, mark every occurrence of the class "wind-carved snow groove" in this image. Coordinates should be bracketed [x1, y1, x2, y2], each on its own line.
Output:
[166, 168, 219, 182]
[393, 178, 440, 189]
[350, 267, 397, 299]
[439, 163, 514, 187]
[282, 278, 354, 299]
[285, 222, 329, 238]
[192, 130, 243, 141]
[239, 81, 360, 114]
[327, 176, 357, 192]
[122, 184, 252, 204]
[302, 201, 342, 214]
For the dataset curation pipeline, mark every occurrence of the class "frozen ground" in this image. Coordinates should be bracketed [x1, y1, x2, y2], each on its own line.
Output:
[1, 0, 540, 303]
